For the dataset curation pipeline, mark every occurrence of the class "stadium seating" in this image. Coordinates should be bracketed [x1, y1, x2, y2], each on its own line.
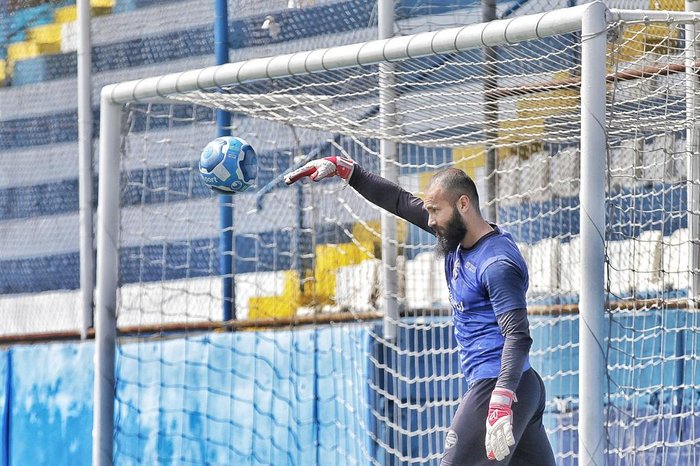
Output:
[609, 237, 637, 298]
[1, 0, 696, 327]
[248, 270, 304, 320]
[662, 227, 691, 292]
[558, 236, 581, 300]
[334, 259, 382, 312]
[54, 4, 77, 23]
[314, 243, 374, 305]
[526, 238, 561, 297]
[235, 271, 288, 320]
[26, 23, 62, 55]
[405, 251, 436, 310]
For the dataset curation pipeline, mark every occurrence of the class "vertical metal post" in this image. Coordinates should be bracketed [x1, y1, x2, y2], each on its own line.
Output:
[77, 0, 94, 338]
[678, 0, 700, 427]
[579, 3, 608, 465]
[483, 0, 498, 223]
[93, 98, 120, 466]
[378, 0, 400, 342]
[686, 1, 700, 310]
[215, 0, 235, 320]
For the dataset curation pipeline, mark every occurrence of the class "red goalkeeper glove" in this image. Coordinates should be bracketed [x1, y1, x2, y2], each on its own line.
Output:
[284, 156, 355, 185]
[485, 388, 516, 461]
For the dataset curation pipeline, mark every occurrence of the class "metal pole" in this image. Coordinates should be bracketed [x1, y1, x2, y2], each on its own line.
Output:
[215, 0, 234, 320]
[92, 98, 120, 466]
[105, 5, 594, 104]
[483, 0, 498, 223]
[378, 0, 400, 342]
[77, 0, 94, 338]
[678, 0, 700, 427]
[579, 3, 607, 465]
[686, 1, 700, 310]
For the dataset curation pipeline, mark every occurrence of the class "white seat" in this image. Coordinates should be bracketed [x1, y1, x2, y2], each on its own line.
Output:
[117, 275, 223, 325]
[550, 147, 580, 198]
[559, 237, 581, 296]
[643, 133, 687, 184]
[234, 270, 288, 320]
[606, 230, 663, 298]
[519, 151, 550, 202]
[662, 228, 690, 292]
[432, 256, 451, 308]
[405, 252, 436, 310]
[606, 239, 634, 298]
[640, 137, 668, 183]
[632, 229, 663, 295]
[667, 135, 687, 183]
[497, 155, 521, 201]
[609, 139, 641, 189]
[335, 259, 381, 312]
[526, 238, 559, 297]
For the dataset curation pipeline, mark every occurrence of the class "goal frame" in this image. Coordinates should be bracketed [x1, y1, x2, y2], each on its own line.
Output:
[92, 3, 699, 465]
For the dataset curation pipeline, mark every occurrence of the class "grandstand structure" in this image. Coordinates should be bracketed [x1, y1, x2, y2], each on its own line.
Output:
[2, 0, 700, 465]
[1, 0, 521, 336]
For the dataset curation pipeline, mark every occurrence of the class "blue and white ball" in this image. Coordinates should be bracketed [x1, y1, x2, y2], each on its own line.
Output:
[199, 136, 257, 194]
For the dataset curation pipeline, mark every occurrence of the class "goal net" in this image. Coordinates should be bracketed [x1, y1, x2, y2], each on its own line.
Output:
[94, 4, 700, 465]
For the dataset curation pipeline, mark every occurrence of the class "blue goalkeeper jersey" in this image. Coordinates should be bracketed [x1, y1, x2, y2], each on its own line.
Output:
[443, 226, 531, 385]
[346, 165, 532, 387]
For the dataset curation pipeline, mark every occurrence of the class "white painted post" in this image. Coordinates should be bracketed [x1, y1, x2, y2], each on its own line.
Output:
[686, 1, 700, 309]
[92, 97, 120, 466]
[378, 0, 400, 342]
[578, 3, 608, 465]
[77, 0, 94, 339]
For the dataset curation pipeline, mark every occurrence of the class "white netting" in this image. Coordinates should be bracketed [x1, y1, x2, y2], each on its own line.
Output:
[105, 12, 700, 465]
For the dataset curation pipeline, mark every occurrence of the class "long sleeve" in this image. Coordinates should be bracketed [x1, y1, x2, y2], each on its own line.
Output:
[482, 259, 532, 392]
[348, 164, 433, 234]
[494, 308, 532, 391]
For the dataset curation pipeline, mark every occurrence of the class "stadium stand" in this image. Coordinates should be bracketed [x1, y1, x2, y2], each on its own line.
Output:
[0, 0, 694, 378]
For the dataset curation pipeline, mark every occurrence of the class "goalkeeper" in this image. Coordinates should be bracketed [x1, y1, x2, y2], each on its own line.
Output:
[285, 157, 555, 466]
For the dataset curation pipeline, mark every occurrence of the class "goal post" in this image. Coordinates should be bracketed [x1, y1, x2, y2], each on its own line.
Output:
[578, 3, 607, 464]
[94, 3, 700, 465]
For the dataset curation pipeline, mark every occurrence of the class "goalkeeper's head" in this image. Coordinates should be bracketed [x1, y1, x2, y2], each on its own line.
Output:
[424, 168, 485, 255]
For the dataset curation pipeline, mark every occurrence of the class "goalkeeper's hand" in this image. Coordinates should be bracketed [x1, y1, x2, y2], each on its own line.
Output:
[485, 388, 517, 461]
[284, 156, 355, 185]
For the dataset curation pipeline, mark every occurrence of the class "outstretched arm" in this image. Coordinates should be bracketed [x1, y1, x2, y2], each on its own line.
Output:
[285, 156, 433, 234]
[349, 164, 431, 233]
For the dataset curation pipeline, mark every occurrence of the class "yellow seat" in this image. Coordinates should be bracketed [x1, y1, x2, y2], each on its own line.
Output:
[90, 0, 114, 15]
[26, 23, 63, 54]
[90, 0, 115, 7]
[54, 5, 77, 23]
[351, 220, 407, 255]
[0, 59, 6, 85]
[613, 0, 682, 64]
[313, 243, 373, 303]
[248, 296, 296, 320]
[248, 271, 307, 320]
[653, 0, 682, 10]
[452, 145, 485, 180]
[7, 41, 40, 70]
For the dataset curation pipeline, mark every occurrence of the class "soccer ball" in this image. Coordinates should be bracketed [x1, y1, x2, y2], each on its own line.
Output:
[199, 136, 257, 194]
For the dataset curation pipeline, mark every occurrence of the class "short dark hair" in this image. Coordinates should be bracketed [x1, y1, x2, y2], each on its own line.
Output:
[428, 168, 480, 207]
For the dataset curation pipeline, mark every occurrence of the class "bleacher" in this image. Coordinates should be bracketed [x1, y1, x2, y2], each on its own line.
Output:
[0, 0, 389, 334]
[1, 0, 693, 332]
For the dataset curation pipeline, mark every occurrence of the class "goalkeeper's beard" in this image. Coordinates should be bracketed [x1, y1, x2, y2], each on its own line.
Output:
[436, 208, 468, 256]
